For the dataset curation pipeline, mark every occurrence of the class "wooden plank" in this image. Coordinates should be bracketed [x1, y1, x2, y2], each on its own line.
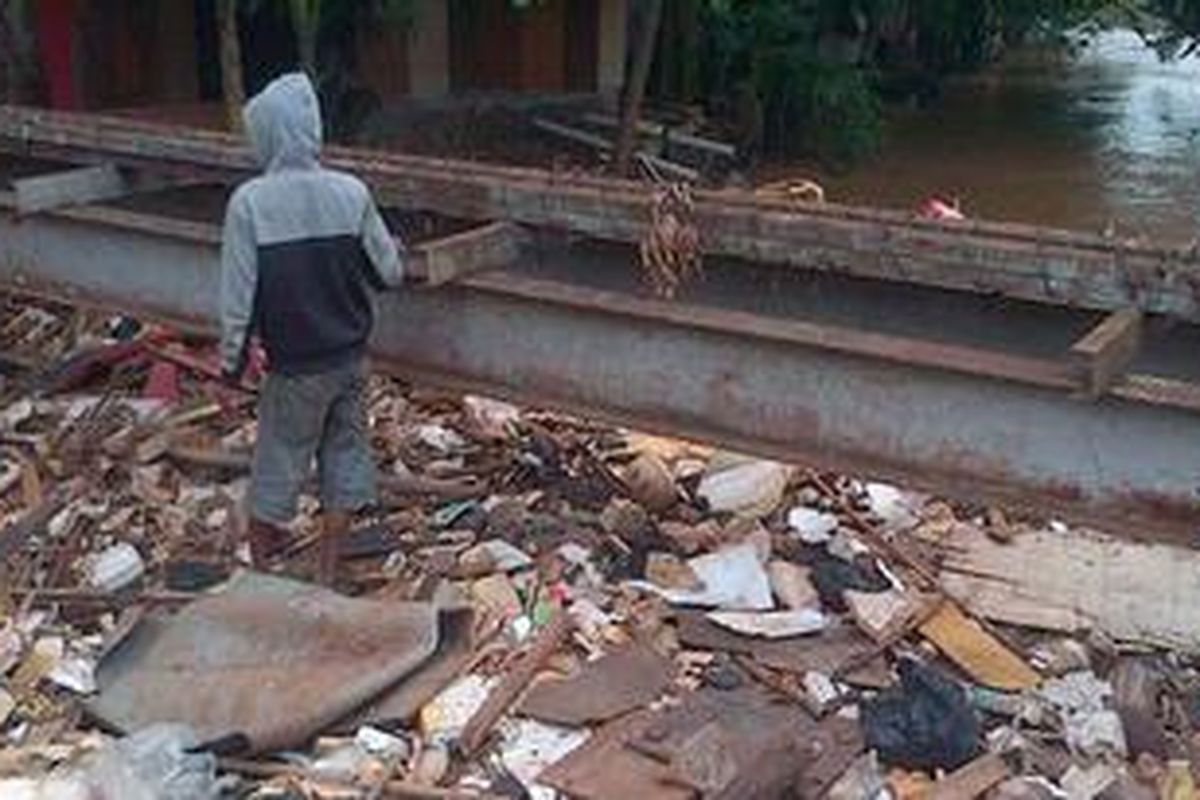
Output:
[13, 163, 127, 214]
[532, 118, 700, 181]
[927, 753, 1012, 800]
[580, 112, 738, 159]
[456, 609, 572, 757]
[407, 222, 526, 287]
[1069, 309, 1143, 398]
[918, 602, 1041, 691]
[930, 523, 1200, 652]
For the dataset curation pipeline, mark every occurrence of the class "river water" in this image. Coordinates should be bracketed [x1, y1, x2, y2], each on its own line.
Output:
[809, 29, 1200, 245]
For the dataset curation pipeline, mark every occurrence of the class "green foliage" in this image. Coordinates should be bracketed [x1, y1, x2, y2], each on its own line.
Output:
[685, 0, 1115, 165]
[695, 0, 883, 165]
[807, 64, 883, 165]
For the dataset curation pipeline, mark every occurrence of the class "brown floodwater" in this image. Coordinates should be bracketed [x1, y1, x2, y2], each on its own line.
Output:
[798, 29, 1200, 245]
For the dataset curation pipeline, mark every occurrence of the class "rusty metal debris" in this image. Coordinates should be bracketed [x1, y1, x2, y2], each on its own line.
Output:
[518, 644, 673, 727]
[88, 571, 442, 753]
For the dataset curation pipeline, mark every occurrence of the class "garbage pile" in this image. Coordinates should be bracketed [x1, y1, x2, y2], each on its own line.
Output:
[2, 291, 1200, 800]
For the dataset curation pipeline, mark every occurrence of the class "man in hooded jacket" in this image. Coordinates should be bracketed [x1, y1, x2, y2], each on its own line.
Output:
[219, 72, 403, 584]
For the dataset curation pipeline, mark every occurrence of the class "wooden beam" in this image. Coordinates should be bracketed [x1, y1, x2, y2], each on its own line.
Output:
[1069, 308, 1143, 398]
[407, 222, 527, 287]
[581, 112, 737, 159]
[13, 163, 127, 214]
[532, 118, 699, 182]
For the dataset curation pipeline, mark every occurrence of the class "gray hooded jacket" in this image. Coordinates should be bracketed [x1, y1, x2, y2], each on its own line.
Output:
[219, 73, 402, 376]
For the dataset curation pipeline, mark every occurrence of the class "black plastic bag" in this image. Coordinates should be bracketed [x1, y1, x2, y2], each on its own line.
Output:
[810, 552, 890, 611]
[861, 658, 980, 771]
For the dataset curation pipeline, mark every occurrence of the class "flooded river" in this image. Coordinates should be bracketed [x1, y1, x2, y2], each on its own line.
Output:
[812, 29, 1200, 245]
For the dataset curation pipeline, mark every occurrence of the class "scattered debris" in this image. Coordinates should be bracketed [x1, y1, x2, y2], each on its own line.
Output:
[696, 454, 789, 517]
[1039, 671, 1128, 759]
[846, 588, 926, 643]
[458, 609, 573, 757]
[767, 559, 820, 610]
[932, 523, 1200, 650]
[707, 608, 828, 639]
[496, 718, 589, 800]
[636, 542, 774, 610]
[927, 752, 1014, 800]
[87, 542, 146, 593]
[0, 292, 1197, 798]
[619, 453, 678, 512]
[787, 506, 839, 544]
[1060, 761, 1117, 800]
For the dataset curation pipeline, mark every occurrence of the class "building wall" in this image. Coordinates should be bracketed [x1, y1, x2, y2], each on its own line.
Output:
[34, 0, 198, 110]
[447, 0, 612, 95]
[517, 0, 567, 92]
[21, 0, 627, 112]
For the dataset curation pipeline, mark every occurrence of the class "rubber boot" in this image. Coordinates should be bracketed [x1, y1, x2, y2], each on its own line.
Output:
[318, 510, 351, 587]
[247, 518, 292, 568]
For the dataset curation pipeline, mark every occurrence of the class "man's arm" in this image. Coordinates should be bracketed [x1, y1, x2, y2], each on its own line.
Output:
[219, 193, 258, 379]
[361, 197, 404, 288]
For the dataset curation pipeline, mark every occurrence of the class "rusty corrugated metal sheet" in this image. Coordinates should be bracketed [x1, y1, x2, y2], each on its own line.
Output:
[90, 572, 442, 753]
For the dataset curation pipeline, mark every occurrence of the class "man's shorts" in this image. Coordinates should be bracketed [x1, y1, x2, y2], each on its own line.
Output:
[249, 358, 376, 526]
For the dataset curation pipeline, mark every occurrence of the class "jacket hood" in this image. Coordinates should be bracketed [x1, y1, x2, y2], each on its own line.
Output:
[243, 72, 322, 172]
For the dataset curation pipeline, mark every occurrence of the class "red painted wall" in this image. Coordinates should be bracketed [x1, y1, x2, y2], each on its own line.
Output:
[36, 0, 77, 109]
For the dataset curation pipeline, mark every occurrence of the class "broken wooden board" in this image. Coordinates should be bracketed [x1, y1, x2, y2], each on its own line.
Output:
[406, 222, 526, 287]
[13, 164, 127, 214]
[845, 589, 926, 644]
[541, 683, 864, 800]
[517, 644, 673, 726]
[933, 524, 1200, 652]
[677, 611, 891, 688]
[927, 753, 1013, 800]
[919, 603, 1041, 691]
[1069, 309, 1142, 399]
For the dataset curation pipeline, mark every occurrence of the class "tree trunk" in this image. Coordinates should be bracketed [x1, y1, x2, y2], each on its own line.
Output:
[290, 0, 321, 78]
[678, 0, 699, 103]
[217, 0, 245, 133]
[613, 0, 664, 178]
[0, 0, 17, 104]
[296, 25, 318, 76]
